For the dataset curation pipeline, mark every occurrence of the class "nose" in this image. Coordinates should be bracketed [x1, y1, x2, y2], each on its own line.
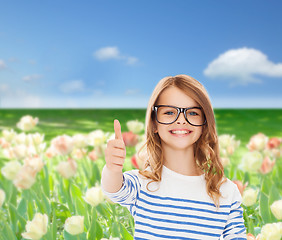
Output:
[176, 112, 187, 124]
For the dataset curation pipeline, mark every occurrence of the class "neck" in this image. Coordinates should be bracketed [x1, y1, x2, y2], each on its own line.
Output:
[162, 144, 203, 176]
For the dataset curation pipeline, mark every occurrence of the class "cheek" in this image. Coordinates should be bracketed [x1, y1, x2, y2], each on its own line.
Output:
[193, 127, 203, 141]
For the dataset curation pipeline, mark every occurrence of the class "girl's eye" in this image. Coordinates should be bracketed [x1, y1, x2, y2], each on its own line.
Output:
[188, 111, 198, 116]
[165, 111, 175, 115]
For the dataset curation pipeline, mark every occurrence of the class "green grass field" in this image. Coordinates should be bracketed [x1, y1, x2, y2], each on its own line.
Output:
[0, 109, 281, 239]
[0, 109, 281, 146]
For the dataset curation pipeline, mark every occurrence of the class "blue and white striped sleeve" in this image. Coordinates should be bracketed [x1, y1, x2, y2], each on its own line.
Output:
[101, 168, 141, 216]
[222, 184, 247, 240]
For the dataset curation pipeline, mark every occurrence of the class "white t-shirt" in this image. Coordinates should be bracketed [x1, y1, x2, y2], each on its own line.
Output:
[101, 165, 247, 240]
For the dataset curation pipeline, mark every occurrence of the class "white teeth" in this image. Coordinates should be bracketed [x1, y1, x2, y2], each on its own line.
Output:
[171, 130, 189, 134]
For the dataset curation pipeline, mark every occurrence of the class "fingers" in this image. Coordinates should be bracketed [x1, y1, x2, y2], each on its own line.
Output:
[111, 148, 126, 159]
[114, 119, 123, 140]
[104, 120, 126, 173]
[105, 142, 126, 172]
[108, 138, 125, 149]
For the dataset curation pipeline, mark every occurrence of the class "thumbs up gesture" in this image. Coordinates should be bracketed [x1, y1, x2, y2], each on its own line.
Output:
[105, 119, 126, 173]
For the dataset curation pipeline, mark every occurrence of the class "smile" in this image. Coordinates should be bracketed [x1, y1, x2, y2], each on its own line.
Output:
[169, 130, 192, 136]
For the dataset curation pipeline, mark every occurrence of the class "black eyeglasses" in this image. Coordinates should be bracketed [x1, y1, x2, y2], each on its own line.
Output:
[152, 105, 207, 126]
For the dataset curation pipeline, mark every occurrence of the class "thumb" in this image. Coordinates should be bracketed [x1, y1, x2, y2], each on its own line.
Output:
[114, 119, 123, 140]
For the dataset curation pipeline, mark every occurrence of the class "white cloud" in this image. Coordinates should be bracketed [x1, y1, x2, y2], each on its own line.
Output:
[59, 80, 85, 93]
[204, 47, 282, 85]
[0, 88, 41, 108]
[22, 74, 42, 82]
[93, 46, 138, 65]
[94, 46, 120, 60]
[0, 94, 149, 108]
[21, 95, 41, 108]
[0, 59, 7, 70]
[1, 90, 281, 108]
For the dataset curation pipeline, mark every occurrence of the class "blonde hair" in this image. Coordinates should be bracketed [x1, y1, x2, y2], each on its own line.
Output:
[137, 74, 226, 208]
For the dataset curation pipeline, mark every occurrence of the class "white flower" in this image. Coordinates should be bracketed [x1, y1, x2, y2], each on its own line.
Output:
[17, 115, 39, 131]
[242, 188, 259, 207]
[29, 133, 45, 146]
[51, 135, 74, 155]
[45, 145, 58, 158]
[3, 148, 15, 159]
[84, 186, 104, 207]
[56, 159, 77, 179]
[260, 222, 282, 240]
[0, 189, 5, 207]
[270, 199, 282, 220]
[36, 143, 47, 154]
[94, 144, 107, 158]
[218, 134, 240, 151]
[0, 138, 10, 148]
[14, 132, 28, 145]
[218, 134, 232, 148]
[71, 148, 87, 160]
[25, 145, 38, 156]
[22, 213, 48, 240]
[12, 144, 28, 160]
[126, 120, 144, 134]
[1, 161, 22, 180]
[72, 134, 88, 148]
[64, 216, 84, 235]
[240, 151, 263, 172]
[24, 156, 44, 173]
[13, 166, 37, 190]
[87, 130, 107, 147]
[2, 129, 16, 142]
[247, 133, 268, 151]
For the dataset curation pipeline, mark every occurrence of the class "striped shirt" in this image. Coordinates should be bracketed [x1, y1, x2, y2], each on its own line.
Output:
[101, 165, 247, 240]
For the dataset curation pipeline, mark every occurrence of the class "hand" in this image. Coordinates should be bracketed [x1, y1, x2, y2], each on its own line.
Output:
[105, 119, 126, 173]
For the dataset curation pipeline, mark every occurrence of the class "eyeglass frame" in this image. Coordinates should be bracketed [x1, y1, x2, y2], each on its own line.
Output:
[152, 104, 207, 126]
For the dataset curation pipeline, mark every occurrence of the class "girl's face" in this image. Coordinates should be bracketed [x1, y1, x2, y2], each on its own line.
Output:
[154, 86, 203, 151]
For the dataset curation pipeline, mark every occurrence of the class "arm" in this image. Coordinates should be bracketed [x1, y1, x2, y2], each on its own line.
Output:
[101, 166, 141, 216]
[101, 119, 140, 216]
[101, 164, 123, 193]
[101, 119, 127, 194]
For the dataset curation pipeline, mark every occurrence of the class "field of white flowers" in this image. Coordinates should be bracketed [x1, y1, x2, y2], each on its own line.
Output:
[0, 115, 281, 240]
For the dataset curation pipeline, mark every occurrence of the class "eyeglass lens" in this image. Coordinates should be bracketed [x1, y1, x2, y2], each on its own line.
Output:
[156, 106, 205, 125]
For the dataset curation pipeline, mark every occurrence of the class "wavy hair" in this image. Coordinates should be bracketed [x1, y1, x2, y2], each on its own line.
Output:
[137, 74, 226, 208]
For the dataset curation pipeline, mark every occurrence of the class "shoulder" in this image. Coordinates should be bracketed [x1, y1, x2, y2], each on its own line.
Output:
[219, 177, 242, 202]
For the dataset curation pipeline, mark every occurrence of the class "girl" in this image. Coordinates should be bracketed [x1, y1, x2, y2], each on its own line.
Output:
[101, 74, 247, 240]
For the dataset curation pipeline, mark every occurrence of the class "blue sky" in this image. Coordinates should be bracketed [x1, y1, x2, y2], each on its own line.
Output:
[0, 1, 282, 108]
